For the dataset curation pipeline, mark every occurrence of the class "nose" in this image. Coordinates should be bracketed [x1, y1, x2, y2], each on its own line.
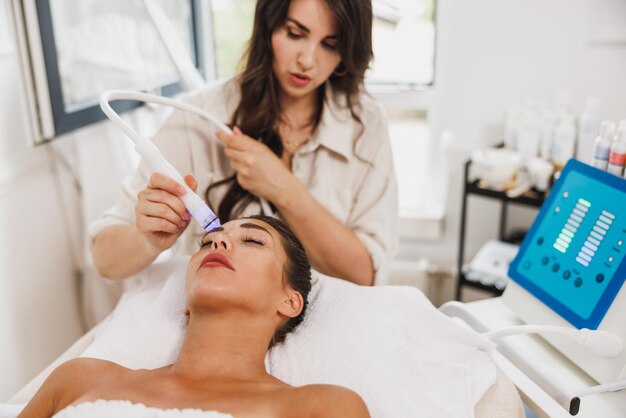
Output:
[210, 233, 231, 251]
[297, 42, 316, 71]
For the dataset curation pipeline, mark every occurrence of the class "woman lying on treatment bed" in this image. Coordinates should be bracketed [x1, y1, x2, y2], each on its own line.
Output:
[19, 216, 369, 418]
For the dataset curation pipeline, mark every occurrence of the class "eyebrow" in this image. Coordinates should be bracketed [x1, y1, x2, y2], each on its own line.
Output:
[201, 223, 273, 239]
[286, 18, 338, 40]
[239, 222, 273, 237]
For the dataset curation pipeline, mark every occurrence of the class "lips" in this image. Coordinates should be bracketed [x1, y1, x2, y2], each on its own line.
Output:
[289, 72, 311, 87]
[199, 253, 235, 271]
[291, 72, 310, 80]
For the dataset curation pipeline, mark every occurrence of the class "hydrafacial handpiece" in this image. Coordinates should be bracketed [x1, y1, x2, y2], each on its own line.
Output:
[99, 90, 234, 233]
[100, 90, 274, 226]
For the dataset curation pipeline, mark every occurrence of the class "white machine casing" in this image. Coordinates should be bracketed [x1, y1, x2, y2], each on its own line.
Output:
[503, 266, 626, 385]
[502, 160, 626, 386]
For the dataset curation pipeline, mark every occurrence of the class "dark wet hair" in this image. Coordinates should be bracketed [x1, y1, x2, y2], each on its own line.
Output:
[206, 0, 374, 221]
[246, 215, 312, 348]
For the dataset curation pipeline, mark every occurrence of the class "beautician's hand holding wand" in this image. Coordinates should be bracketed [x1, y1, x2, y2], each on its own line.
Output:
[93, 173, 198, 278]
[134, 173, 199, 252]
[217, 127, 374, 285]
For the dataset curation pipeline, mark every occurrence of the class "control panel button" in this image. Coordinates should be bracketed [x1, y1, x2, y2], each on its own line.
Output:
[563, 270, 571, 280]
[541, 256, 549, 266]
[552, 263, 560, 273]
[596, 273, 605, 283]
[574, 278, 583, 288]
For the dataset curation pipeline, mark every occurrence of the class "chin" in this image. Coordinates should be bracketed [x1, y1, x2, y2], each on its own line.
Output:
[285, 86, 316, 100]
[280, 77, 318, 98]
[189, 283, 236, 308]
[192, 274, 231, 295]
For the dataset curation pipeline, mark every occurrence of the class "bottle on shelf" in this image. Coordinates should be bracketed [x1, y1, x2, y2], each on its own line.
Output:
[577, 98, 601, 164]
[504, 106, 523, 150]
[540, 110, 557, 161]
[608, 126, 626, 177]
[592, 121, 617, 170]
[552, 114, 577, 169]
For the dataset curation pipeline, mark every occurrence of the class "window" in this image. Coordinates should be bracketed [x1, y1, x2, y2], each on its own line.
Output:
[369, 0, 436, 87]
[209, 0, 256, 79]
[370, 0, 441, 229]
[14, 0, 204, 143]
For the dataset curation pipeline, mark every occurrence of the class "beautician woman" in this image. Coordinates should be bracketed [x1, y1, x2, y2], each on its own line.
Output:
[90, 0, 398, 286]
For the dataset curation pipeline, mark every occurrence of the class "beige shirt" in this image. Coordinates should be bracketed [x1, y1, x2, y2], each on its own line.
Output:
[89, 78, 398, 284]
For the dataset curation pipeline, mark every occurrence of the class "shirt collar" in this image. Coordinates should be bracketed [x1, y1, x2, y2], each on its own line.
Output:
[304, 83, 355, 161]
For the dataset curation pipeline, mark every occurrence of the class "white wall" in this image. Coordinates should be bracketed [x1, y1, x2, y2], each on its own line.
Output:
[0, 22, 83, 401]
[407, 0, 626, 284]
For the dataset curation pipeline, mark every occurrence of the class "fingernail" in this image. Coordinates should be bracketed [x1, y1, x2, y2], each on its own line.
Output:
[184, 211, 191, 221]
[178, 186, 186, 195]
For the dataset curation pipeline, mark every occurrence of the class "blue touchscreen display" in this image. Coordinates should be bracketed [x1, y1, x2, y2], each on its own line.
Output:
[508, 160, 626, 329]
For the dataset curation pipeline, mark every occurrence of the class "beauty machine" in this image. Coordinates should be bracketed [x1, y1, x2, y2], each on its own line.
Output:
[503, 159, 626, 406]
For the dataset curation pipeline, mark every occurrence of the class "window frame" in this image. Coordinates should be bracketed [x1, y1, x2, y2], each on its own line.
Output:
[19, 0, 205, 143]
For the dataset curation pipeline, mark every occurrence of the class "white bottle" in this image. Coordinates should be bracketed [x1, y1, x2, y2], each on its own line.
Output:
[577, 98, 601, 164]
[552, 114, 577, 168]
[504, 106, 522, 150]
[608, 127, 626, 177]
[540, 110, 557, 161]
[592, 121, 617, 170]
[516, 110, 542, 165]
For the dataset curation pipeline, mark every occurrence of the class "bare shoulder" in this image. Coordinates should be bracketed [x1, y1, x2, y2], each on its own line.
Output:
[18, 358, 125, 418]
[47, 358, 125, 398]
[51, 357, 124, 382]
[295, 384, 370, 418]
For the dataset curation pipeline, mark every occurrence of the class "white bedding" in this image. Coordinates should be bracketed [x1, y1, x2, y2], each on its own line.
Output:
[5, 258, 520, 418]
[80, 258, 497, 418]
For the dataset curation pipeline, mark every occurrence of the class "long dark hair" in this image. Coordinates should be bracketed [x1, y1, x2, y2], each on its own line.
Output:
[244, 215, 311, 348]
[205, 0, 374, 221]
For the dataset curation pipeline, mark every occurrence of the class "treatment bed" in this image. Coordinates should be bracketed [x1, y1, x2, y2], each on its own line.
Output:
[4, 259, 524, 418]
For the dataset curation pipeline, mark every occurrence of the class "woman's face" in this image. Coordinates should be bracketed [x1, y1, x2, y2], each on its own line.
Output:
[271, 0, 342, 102]
[185, 218, 290, 315]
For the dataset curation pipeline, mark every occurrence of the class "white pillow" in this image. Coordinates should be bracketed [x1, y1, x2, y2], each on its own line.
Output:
[82, 259, 188, 368]
[83, 258, 496, 418]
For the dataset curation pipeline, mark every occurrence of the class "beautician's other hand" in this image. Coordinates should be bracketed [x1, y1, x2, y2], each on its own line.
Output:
[135, 173, 197, 252]
[216, 127, 300, 205]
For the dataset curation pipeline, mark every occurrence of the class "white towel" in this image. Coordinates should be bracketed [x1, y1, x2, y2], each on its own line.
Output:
[52, 400, 232, 418]
[267, 274, 497, 418]
[80, 258, 496, 418]
[82, 260, 188, 369]
[0, 403, 25, 418]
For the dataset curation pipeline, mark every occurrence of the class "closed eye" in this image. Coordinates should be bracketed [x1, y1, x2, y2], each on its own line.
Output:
[287, 29, 303, 40]
[242, 236, 265, 246]
[198, 239, 213, 248]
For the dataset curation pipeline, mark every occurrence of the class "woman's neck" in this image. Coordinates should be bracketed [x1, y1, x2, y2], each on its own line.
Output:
[168, 312, 275, 382]
[279, 89, 319, 130]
